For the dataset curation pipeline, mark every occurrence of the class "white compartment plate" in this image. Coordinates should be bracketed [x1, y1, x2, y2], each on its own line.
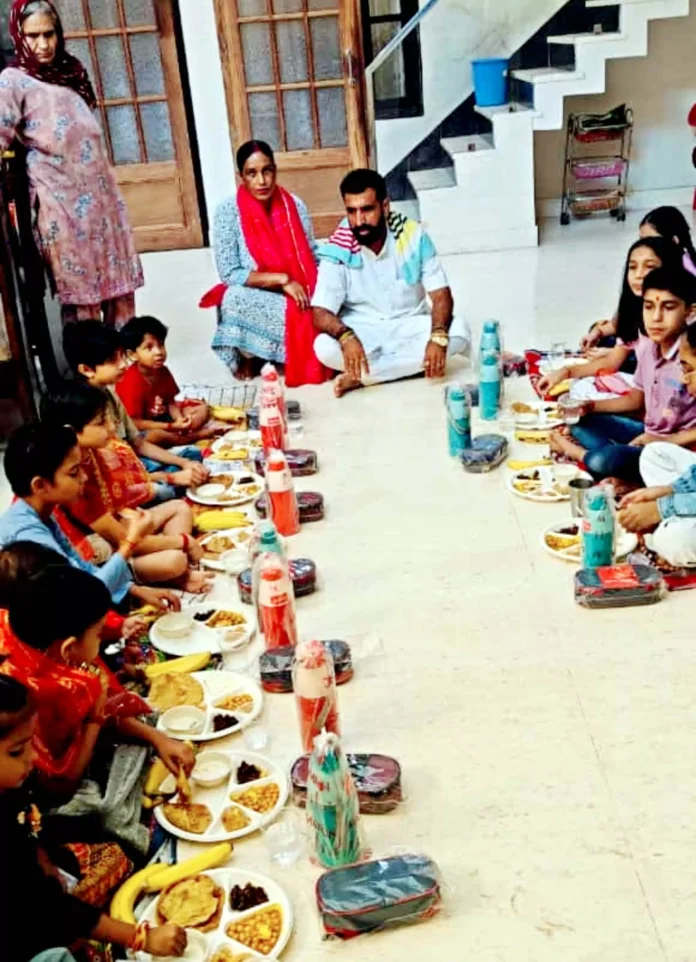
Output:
[150, 604, 256, 656]
[136, 865, 293, 960]
[152, 670, 263, 743]
[154, 750, 288, 844]
[541, 521, 638, 564]
[507, 467, 590, 503]
[199, 531, 253, 572]
[188, 472, 265, 507]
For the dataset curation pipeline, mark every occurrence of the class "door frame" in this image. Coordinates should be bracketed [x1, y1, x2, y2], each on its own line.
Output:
[213, 0, 368, 191]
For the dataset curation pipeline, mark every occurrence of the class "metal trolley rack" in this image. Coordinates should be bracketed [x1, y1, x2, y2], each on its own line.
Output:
[560, 105, 634, 226]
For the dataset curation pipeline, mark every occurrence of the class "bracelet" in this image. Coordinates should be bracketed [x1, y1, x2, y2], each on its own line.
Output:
[131, 920, 151, 953]
[339, 329, 356, 346]
[181, 533, 190, 552]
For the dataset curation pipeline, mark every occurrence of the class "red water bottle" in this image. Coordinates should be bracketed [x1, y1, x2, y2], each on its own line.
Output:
[261, 362, 287, 425]
[266, 449, 300, 536]
[293, 640, 340, 751]
[260, 391, 287, 455]
[258, 553, 298, 649]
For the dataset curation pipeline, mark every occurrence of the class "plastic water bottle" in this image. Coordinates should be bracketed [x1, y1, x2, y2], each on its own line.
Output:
[261, 362, 287, 426]
[445, 384, 472, 457]
[479, 351, 501, 420]
[480, 320, 502, 357]
[266, 449, 300, 536]
[258, 552, 298, 649]
[582, 486, 615, 568]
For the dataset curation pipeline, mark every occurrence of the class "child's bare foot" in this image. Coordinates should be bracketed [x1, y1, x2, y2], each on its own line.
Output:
[550, 428, 586, 463]
[178, 569, 214, 593]
[334, 374, 363, 398]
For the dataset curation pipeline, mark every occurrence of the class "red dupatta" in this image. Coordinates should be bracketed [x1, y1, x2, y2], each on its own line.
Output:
[0, 611, 148, 779]
[202, 185, 331, 388]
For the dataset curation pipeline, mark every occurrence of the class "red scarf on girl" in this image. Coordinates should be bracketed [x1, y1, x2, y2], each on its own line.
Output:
[202, 185, 331, 388]
[10, 0, 97, 109]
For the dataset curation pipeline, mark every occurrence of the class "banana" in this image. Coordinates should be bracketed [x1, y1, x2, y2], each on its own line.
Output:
[211, 406, 246, 424]
[506, 458, 553, 470]
[195, 510, 253, 532]
[144, 652, 211, 680]
[547, 380, 572, 398]
[144, 757, 170, 796]
[144, 842, 233, 893]
[110, 863, 166, 923]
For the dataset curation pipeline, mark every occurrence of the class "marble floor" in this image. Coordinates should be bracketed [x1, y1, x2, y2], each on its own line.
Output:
[5, 211, 696, 961]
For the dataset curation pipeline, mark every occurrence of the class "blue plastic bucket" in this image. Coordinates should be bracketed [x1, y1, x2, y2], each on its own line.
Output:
[472, 57, 509, 108]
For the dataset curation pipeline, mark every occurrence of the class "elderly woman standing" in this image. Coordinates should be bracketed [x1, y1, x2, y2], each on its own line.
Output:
[0, 0, 143, 327]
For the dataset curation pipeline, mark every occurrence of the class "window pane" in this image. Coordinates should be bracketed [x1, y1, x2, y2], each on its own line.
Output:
[273, 0, 302, 9]
[276, 21, 307, 84]
[88, 0, 120, 28]
[238, 0, 267, 15]
[283, 90, 313, 150]
[241, 23, 274, 86]
[54, 0, 86, 30]
[124, 0, 156, 25]
[106, 105, 141, 164]
[369, 0, 401, 13]
[129, 34, 165, 97]
[96, 36, 132, 100]
[248, 92, 281, 151]
[317, 87, 346, 146]
[308, 0, 337, 8]
[141, 101, 174, 162]
[372, 24, 406, 100]
[310, 17, 341, 81]
[65, 38, 97, 90]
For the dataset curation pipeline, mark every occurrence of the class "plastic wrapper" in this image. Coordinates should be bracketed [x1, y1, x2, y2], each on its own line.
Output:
[257, 551, 298, 648]
[259, 640, 353, 694]
[459, 434, 508, 473]
[293, 639, 340, 751]
[293, 752, 401, 814]
[316, 853, 442, 939]
[255, 448, 318, 477]
[574, 563, 666, 609]
[307, 731, 363, 868]
[256, 490, 324, 524]
[265, 449, 300, 536]
[239, 558, 318, 605]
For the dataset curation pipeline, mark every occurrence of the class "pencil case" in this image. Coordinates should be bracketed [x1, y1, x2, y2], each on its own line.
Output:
[292, 752, 401, 814]
[460, 434, 508, 473]
[254, 449, 318, 477]
[238, 558, 317, 604]
[316, 854, 442, 939]
[259, 640, 353, 693]
[247, 399, 301, 430]
[574, 563, 665, 608]
[255, 491, 324, 523]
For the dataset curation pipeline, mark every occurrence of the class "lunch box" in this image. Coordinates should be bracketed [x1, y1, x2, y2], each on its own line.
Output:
[316, 854, 441, 939]
[574, 563, 665, 608]
[238, 558, 318, 604]
[460, 434, 508, 473]
[292, 752, 401, 814]
[255, 491, 325, 523]
[254, 449, 318, 477]
[247, 399, 302, 430]
[259, 640, 353, 693]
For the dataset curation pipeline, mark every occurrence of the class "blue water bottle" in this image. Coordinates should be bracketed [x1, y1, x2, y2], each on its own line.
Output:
[479, 350, 501, 420]
[445, 383, 472, 457]
[582, 486, 615, 568]
[480, 320, 502, 357]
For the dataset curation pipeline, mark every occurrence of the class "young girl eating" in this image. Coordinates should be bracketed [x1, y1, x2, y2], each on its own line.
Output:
[639, 205, 696, 276]
[0, 674, 186, 962]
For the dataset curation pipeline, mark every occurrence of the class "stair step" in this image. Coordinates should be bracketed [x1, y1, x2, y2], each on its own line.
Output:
[586, 0, 659, 6]
[474, 101, 540, 122]
[512, 66, 585, 84]
[441, 134, 493, 155]
[547, 30, 625, 44]
[407, 166, 456, 192]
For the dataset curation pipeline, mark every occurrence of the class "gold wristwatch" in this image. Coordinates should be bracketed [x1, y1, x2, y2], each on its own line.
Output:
[429, 330, 449, 348]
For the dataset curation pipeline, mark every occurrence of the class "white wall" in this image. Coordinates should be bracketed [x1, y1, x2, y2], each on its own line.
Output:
[535, 4, 696, 206]
[178, 0, 236, 230]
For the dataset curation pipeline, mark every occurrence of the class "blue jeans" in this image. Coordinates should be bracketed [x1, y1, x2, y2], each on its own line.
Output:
[141, 445, 203, 505]
[571, 413, 645, 483]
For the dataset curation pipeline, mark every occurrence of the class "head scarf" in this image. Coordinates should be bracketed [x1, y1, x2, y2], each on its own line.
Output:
[9, 0, 97, 109]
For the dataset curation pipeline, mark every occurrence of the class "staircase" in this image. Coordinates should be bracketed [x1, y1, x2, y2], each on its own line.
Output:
[404, 0, 690, 254]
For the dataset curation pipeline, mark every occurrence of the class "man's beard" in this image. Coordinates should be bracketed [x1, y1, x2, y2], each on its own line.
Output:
[351, 218, 386, 247]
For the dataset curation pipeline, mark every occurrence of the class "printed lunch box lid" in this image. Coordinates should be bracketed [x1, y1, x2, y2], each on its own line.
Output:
[259, 640, 353, 691]
[316, 854, 441, 918]
[575, 563, 664, 595]
[460, 434, 508, 469]
[291, 753, 401, 807]
[238, 559, 317, 603]
[254, 449, 318, 477]
[255, 491, 324, 522]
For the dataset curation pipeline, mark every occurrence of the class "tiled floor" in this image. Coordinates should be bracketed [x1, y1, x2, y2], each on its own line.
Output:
[6, 211, 696, 961]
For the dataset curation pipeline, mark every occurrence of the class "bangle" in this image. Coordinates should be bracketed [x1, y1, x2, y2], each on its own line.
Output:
[338, 329, 356, 345]
[131, 920, 151, 953]
[181, 533, 190, 552]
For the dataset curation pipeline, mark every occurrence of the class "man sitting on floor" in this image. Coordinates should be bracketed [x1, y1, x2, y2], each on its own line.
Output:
[312, 169, 471, 397]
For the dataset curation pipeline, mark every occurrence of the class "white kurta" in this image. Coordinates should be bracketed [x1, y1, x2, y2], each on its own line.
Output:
[640, 443, 696, 566]
[312, 233, 470, 385]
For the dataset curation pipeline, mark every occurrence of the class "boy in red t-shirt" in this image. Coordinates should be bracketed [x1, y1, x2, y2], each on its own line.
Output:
[118, 316, 217, 447]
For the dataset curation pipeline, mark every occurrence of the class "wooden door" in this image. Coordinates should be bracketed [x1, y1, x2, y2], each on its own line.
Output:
[55, 0, 202, 252]
[215, 0, 368, 237]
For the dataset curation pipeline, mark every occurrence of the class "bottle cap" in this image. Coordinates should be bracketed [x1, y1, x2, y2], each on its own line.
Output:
[261, 363, 279, 382]
[267, 449, 287, 470]
[483, 320, 499, 333]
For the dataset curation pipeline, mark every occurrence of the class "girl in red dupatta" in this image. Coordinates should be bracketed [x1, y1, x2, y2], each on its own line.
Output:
[201, 140, 331, 387]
